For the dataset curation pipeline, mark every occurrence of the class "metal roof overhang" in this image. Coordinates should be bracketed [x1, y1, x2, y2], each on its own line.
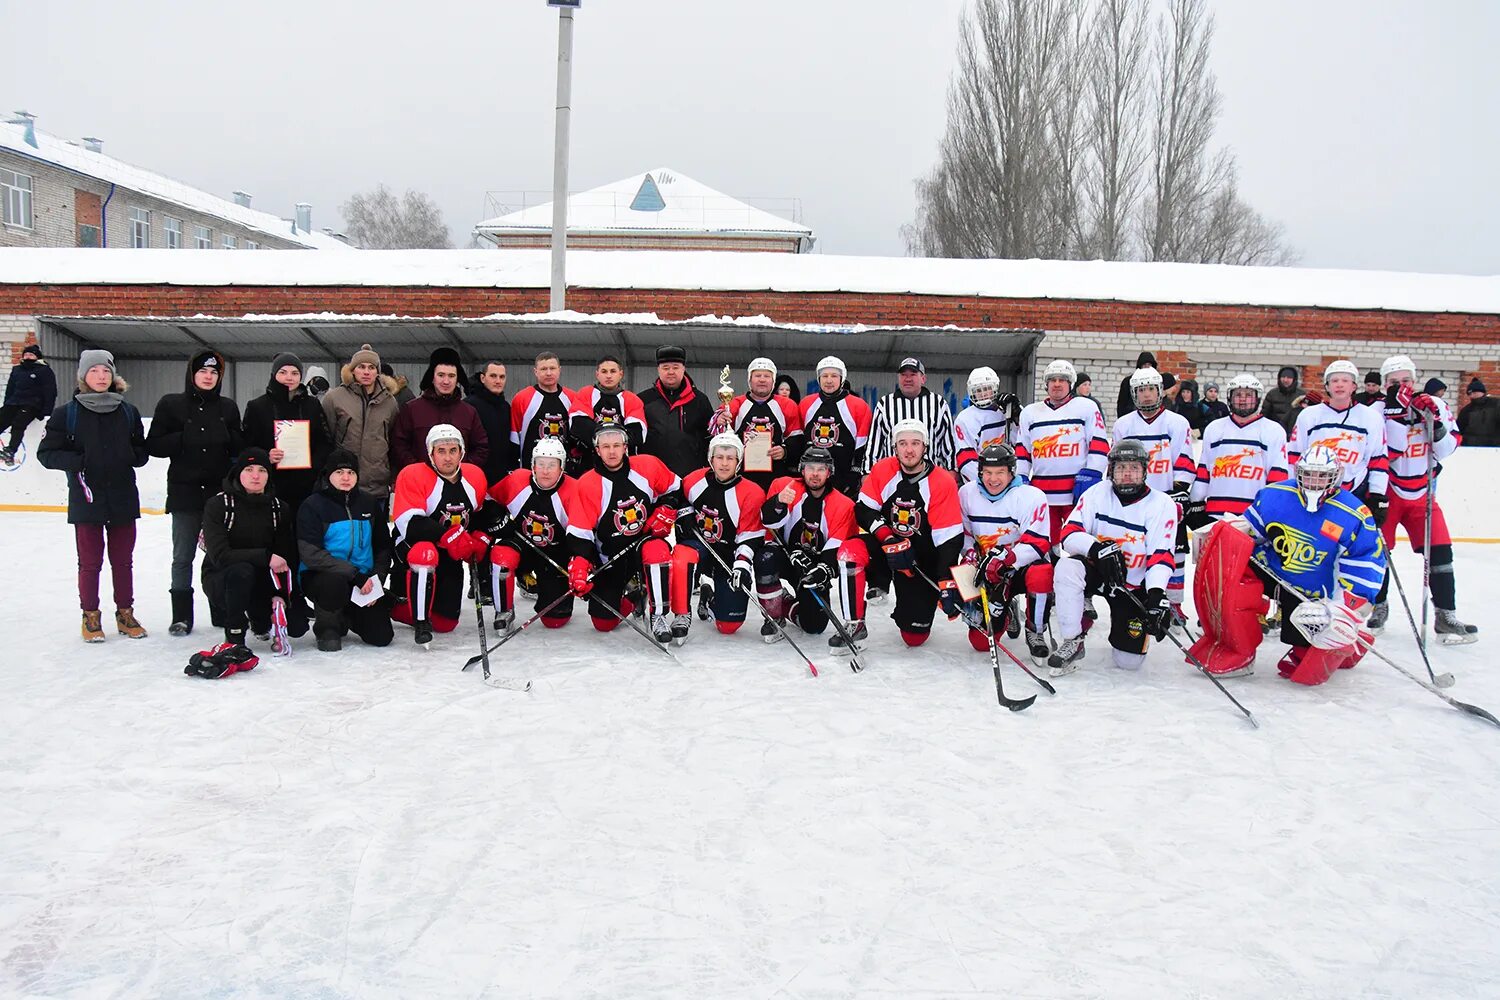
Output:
[39, 315, 1045, 374]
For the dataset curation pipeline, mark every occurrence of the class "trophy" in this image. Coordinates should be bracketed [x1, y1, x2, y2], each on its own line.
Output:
[709, 364, 734, 435]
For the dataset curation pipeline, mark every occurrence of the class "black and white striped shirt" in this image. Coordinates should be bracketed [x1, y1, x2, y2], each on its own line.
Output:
[866, 387, 957, 471]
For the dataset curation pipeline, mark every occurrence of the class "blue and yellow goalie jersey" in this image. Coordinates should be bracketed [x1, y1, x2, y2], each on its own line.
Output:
[1245, 482, 1387, 601]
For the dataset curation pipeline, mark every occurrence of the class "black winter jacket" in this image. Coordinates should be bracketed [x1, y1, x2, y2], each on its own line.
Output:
[640, 376, 715, 477]
[3, 358, 58, 414]
[1261, 366, 1302, 432]
[242, 379, 333, 512]
[201, 472, 297, 573]
[1458, 396, 1500, 447]
[36, 381, 149, 524]
[467, 383, 517, 482]
[146, 355, 244, 513]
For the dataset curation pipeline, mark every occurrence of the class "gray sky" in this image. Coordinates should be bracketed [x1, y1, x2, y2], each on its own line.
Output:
[5, 1, 1498, 274]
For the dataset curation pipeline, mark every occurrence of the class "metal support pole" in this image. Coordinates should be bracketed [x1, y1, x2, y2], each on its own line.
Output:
[550, 7, 575, 312]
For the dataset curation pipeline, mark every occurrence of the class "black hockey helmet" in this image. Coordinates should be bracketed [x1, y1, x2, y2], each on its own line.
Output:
[977, 442, 1017, 473]
[799, 446, 835, 471]
[1107, 439, 1150, 501]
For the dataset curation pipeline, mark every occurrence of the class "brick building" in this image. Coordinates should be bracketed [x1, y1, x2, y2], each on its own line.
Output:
[1, 249, 1496, 420]
[1, 116, 352, 253]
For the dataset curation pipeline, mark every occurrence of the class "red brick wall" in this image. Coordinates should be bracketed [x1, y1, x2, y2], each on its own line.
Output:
[9, 334, 39, 366]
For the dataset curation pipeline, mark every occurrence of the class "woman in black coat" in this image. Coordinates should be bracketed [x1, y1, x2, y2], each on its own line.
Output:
[241, 352, 332, 517]
[37, 350, 150, 643]
[146, 349, 243, 636]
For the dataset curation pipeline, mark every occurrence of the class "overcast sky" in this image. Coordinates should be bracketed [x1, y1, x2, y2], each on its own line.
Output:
[5, 1, 1497, 275]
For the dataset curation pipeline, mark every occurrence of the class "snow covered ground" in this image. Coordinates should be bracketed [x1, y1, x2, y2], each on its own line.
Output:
[3, 501, 1500, 998]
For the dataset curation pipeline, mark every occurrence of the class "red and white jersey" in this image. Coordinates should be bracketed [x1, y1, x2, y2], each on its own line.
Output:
[1111, 408, 1196, 492]
[1191, 414, 1289, 518]
[858, 457, 965, 550]
[730, 393, 803, 450]
[568, 386, 646, 447]
[1384, 397, 1460, 501]
[954, 404, 1018, 483]
[510, 385, 576, 466]
[1014, 395, 1109, 506]
[488, 468, 577, 551]
[1289, 401, 1388, 495]
[958, 480, 1050, 569]
[565, 454, 680, 559]
[799, 391, 871, 479]
[391, 461, 488, 543]
[762, 477, 859, 555]
[1060, 483, 1177, 592]
[682, 469, 766, 564]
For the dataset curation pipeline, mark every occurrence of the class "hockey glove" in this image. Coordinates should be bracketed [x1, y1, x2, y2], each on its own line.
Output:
[1411, 392, 1440, 415]
[568, 556, 595, 596]
[1072, 468, 1102, 501]
[1143, 588, 1172, 640]
[730, 557, 753, 592]
[875, 525, 915, 575]
[646, 505, 678, 538]
[1184, 499, 1210, 531]
[439, 523, 478, 562]
[801, 561, 831, 591]
[1365, 493, 1387, 527]
[1167, 487, 1192, 509]
[467, 530, 492, 557]
[978, 546, 1016, 585]
[1089, 539, 1127, 591]
[788, 548, 815, 575]
[938, 579, 964, 621]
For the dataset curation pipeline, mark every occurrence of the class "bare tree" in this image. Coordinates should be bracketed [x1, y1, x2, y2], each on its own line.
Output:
[340, 185, 453, 249]
[1083, 0, 1149, 260]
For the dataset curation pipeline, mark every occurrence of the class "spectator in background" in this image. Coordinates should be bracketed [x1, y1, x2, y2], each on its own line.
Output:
[1117, 352, 1178, 418]
[304, 365, 331, 400]
[381, 363, 416, 406]
[1356, 371, 1385, 407]
[1459, 378, 1500, 446]
[773, 373, 802, 404]
[1424, 377, 1448, 402]
[0, 342, 57, 465]
[1174, 379, 1208, 434]
[640, 344, 714, 477]
[1074, 371, 1104, 416]
[1261, 365, 1301, 432]
[323, 343, 402, 503]
[468, 360, 518, 482]
[1201, 382, 1230, 423]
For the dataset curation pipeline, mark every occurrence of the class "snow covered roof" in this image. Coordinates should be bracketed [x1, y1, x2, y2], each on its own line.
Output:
[1, 248, 1498, 317]
[0, 120, 353, 251]
[474, 169, 814, 249]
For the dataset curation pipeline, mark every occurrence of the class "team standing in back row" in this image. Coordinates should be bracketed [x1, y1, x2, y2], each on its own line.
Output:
[20, 337, 1481, 681]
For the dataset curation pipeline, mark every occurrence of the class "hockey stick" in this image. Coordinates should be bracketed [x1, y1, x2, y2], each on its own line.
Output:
[689, 524, 818, 677]
[763, 535, 860, 673]
[1254, 556, 1496, 729]
[1386, 560, 1454, 688]
[1113, 584, 1260, 729]
[469, 555, 531, 691]
[1420, 408, 1435, 659]
[979, 586, 1036, 712]
[914, 564, 1056, 694]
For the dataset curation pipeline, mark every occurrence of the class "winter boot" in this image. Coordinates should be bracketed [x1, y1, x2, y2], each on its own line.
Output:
[115, 607, 147, 639]
[865, 585, 886, 604]
[696, 580, 714, 621]
[168, 588, 194, 637]
[81, 610, 105, 643]
[1435, 609, 1479, 644]
[760, 616, 783, 643]
[1025, 628, 1051, 666]
[671, 613, 693, 646]
[1048, 635, 1086, 677]
[1366, 602, 1389, 634]
[651, 613, 673, 645]
[0, 445, 14, 465]
[830, 620, 868, 653]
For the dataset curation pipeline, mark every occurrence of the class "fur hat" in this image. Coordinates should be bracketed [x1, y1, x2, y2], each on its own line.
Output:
[656, 345, 687, 364]
[420, 347, 464, 393]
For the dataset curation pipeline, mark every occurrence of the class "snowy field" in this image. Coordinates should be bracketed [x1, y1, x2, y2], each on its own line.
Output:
[3, 503, 1500, 999]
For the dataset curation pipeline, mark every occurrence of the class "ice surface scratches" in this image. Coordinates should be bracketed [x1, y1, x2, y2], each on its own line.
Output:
[2, 513, 1500, 999]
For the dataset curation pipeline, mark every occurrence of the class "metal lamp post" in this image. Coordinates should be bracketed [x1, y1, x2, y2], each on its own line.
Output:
[547, 0, 580, 312]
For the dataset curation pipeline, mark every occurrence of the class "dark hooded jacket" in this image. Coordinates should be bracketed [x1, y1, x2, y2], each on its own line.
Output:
[295, 449, 393, 587]
[37, 373, 149, 524]
[200, 449, 298, 572]
[1261, 365, 1302, 432]
[3, 356, 58, 414]
[242, 374, 333, 513]
[146, 351, 244, 513]
[1117, 352, 1178, 418]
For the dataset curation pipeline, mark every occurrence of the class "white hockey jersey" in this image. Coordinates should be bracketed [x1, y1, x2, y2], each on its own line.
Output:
[1014, 396, 1109, 507]
[1288, 401, 1388, 495]
[1111, 408, 1196, 493]
[1191, 414, 1289, 518]
[1059, 483, 1177, 592]
[954, 404, 1017, 483]
[1384, 397, 1460, 501]
[958, 480, 1050, 568]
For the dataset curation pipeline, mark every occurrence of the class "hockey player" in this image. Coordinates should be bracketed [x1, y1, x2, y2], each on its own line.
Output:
[390, 424, 494, 646]
[1288, 360, 1389, 503]
[1244, 445, 1387, 683]
[954, 366, 1022, 484]
[567, 355, 646, 469]
[757, 446, 861, 644]
[1188, 374, 1290, 528]
[1050, 440, 1178, 676]
[730, 357, 804, 491]
[798, 356, 872, 498]
[855, 418, 965, 646]
[674, 433, 767, 643]
[1376, 355, 1477, 642]
[957, 443, 1054, 663]
[1014, 359, 1110, 544]
[483, 438, 579, 634]
[564, 422, 683, 642]
[1113, 366, 1197, 620]
[510, 351, 576, 469]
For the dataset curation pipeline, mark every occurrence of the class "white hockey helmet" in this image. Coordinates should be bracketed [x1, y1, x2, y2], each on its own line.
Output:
[1381, 354, 1418, 385]
[425, 423, 465, 459]
[1323, 360, 1360, 386]
[816, 355, 847, 382]
[1043, 359, 1077, 387]
[708, 431, 745, 462]
[1129, 367, 1165, 412]
[1226, 373, 1264, 417]
[967, 366, 1001, 406]
[748, 357, 777, 378]
[1295, 445, 1342, 512]
[531, 437, 567, 467]
[892, 417, 929, 445]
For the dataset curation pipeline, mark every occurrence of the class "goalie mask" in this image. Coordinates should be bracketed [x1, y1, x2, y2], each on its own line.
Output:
[1294, 444, 1342, 512]
[967, 366, 1001, 408]
[1108, 439, 1150, 502]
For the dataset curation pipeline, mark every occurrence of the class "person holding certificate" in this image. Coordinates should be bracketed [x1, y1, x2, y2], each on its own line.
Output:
[243, 352, 332, 519]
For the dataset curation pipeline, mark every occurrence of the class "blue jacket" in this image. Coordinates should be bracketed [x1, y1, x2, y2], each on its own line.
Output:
[295, 482, 391, 585]
[4, 358, 58, 414]
[1246, 481, 1386, 601]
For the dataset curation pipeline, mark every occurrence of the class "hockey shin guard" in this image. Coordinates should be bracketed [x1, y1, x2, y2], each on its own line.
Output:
[407, 541, 439, 623]
[490, 545, 520, 616]
[836, 539, 868, 624]
[670, 544, 700, 616]
[642, 538, 672, 616]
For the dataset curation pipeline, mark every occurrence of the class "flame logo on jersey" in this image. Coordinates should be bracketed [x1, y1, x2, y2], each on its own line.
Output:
[1266, 523, 1329, 575]
[1210, 447, 1265, 481]
[697, 505, 725, 543]
[811, 416, 841, 446]
[1100, 530, 1147, 568]
[974, 531, 1006, 554]
[1030, 428, 1081, 459]
[889, 499, 923, 537]
[520, 512, 556, 548]
[612, 497, 647, 535]
[1310, 430, 1361, 469]
[540, 411, 567, 438]
[1145, 439, 1171, 475]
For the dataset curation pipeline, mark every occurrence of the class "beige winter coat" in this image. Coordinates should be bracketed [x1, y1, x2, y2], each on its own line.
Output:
[321, 367, 401, 496]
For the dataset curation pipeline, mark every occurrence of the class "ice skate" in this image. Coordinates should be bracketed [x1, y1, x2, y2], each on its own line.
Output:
[1366, 601, 1388, 634]
[1048, 635, 1085, 676]
[760, 616, 783, 643]
[830, 620, 868, 653]
[651, 613, 673, 645]
[671, 613, 692, 646]
[1025, 628, 1051, 666]
[1435, 609, 1478, 645]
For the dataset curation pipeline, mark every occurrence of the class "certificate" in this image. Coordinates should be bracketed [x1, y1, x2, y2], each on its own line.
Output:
[744, 432, 773, 473]
[273, 419, 313, 470]
[351, 577, 385, 608]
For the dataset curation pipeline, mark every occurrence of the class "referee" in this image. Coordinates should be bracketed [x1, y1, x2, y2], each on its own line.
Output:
[866, 357, 956, 471]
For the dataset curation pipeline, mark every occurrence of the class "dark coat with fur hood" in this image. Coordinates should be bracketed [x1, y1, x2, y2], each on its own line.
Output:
[321, 363, 402, 496]
[146, 351, 244, 513]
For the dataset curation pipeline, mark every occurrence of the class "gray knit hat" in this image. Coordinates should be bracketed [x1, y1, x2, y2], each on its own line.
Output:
[77, 349, 116, 383]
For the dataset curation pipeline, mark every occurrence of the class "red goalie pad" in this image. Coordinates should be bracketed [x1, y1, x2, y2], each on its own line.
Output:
[1187, 521, 1267, 675]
